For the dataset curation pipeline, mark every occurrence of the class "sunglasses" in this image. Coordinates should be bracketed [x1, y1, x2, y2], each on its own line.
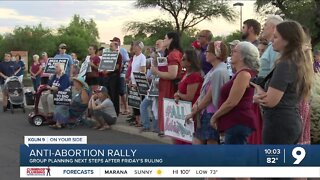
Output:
[60, 47, 66, 49]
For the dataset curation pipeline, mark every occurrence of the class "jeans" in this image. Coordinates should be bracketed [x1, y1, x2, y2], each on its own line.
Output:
[140, 97, 158, 130]
[224, 125, 253, 144]
[31, 76, 41, 92]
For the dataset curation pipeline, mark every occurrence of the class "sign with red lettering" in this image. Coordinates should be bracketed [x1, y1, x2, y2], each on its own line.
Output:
[163, 98, 194, 143]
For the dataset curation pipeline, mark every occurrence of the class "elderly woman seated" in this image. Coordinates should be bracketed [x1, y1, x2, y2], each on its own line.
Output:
[69, 77, 90, 122]
[42, 63, 70, 129]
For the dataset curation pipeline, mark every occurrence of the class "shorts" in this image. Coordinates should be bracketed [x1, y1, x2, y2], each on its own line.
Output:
[93, 110, 117, 125]
[0, 84, 7, 93]
[224, 125, 253, 144]
[119, 77, 126, 96]
[194, 111, 219, 141]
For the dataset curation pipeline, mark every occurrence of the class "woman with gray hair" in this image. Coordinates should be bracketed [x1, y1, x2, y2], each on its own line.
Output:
[30, 54, 43, 92]
[210, 41, 259, 145]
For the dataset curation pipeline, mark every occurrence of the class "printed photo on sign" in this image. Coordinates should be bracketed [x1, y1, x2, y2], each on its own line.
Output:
[44, 58, 68, 74]
[127, 86, 141, 109]
[53, 89, 72, 105]
[78, 60, 89, 78]
[157, 57, 168, 67]
[98, 51, 119, 72]
[163, 98, 194, 143]
[149, 77, 159, 97]
[133, 72, 149, 96]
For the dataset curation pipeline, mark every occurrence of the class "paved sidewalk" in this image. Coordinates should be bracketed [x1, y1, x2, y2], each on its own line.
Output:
[0, 88, 172, 144]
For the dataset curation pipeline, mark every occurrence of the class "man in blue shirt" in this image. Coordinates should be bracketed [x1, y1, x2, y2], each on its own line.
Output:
[197, 30, 213, 75]
[0, 53, 20, 111]
[258, 15, 283, 78]
[14, 54, 25, 82]
[54, 43, 74, 77]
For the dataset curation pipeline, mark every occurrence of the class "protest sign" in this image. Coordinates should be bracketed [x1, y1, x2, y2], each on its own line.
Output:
[157, 57, 168, 67]
[53, 89, 72, 105]
[148, 77, 159, 97]
[98, 51, 119, 71]
[133, 72, 149, 96]
[163, 98, 194, 143]
[78, 59, 89, 78]
[127, 86, 141, 109]
[44, 58, 68, 74]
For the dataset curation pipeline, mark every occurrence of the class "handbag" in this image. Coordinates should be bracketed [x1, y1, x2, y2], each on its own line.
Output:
[251, 69, 274, 89]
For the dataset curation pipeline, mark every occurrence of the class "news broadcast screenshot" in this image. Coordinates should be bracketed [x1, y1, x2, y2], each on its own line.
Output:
[0, 0, 320, 179]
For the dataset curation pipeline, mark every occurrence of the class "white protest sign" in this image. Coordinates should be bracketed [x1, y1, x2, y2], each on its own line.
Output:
[163, 98, 194, 143]
[44, 58, 68, 74]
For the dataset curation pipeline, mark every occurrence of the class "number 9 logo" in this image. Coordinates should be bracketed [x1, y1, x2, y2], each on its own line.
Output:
[292, 147, 306, 165]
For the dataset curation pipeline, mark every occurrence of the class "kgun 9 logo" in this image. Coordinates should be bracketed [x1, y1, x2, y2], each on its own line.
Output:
[292, 147, 306, 165]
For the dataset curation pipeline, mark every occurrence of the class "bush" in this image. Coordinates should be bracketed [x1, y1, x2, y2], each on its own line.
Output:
[311, 73, 320, 144]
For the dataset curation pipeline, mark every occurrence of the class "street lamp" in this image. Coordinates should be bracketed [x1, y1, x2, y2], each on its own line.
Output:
[233, 2, 244, 32]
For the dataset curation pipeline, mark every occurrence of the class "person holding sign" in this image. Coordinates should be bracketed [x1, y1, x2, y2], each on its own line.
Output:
[89, 86, 117, 131]
[54, 43, 74, 77]
[101, 42, 122, 117]
[40, 52, 50, 85]
[129, 41, 147, 127]
[42, 63, 70, 129]
[173, 49, 203, 144]
[185, 41, 229, 145]
[85, 45, 101, 91]
[151, 32, 183, 136]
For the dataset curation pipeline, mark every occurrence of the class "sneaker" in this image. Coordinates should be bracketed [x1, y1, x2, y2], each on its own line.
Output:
[158, 131, 165, 137]
[3, 106, 7, 112]
[140, 128, 150, 133]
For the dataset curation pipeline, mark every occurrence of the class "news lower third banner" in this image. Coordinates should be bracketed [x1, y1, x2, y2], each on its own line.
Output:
[20, 136, 320, 178]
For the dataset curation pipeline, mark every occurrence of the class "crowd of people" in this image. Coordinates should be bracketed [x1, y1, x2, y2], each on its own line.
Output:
[0, 15, 319, 150]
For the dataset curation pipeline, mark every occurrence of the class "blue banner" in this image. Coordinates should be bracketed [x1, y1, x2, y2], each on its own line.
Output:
[20, 145, 320, 167]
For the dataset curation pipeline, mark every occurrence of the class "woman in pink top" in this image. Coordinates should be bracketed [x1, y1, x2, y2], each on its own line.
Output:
[30, 54, 43, 92]
[185, 41, 229, 145]
[211, 42, 259, 145]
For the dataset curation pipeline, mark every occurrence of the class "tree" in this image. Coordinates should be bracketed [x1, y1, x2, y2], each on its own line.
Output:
[134, 0, 235, 36]
[123, 35, 135, 45]
[57, 14, 100, 60]
[0, 24, 56, 66]
[124, 19, 175, 45]
[255, 0, 320, 47]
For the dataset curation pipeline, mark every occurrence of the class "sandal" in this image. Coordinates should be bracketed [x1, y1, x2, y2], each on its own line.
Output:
[49, 124, 63, 129]
[121, 110, 130, 115]
[98, 125, 111, 131]
[92, 125, 102, 130]
[135, 124, 143, 127]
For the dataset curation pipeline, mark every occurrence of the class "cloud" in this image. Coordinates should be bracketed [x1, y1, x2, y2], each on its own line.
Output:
[0, 1, 263, 44]
[0, 8, 38, 22]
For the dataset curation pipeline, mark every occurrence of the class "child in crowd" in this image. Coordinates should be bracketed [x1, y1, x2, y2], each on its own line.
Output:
[88, 86, 117, 131]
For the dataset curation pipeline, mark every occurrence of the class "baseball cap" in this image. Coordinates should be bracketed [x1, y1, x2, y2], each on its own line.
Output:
[110, 37, 121, 43]
[228, 40, 240, 46]
[41, 52, 47, 56]
[59, 43, 67, 49]
[95, 86, 108, 94]
[191, 40, 201, 49]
